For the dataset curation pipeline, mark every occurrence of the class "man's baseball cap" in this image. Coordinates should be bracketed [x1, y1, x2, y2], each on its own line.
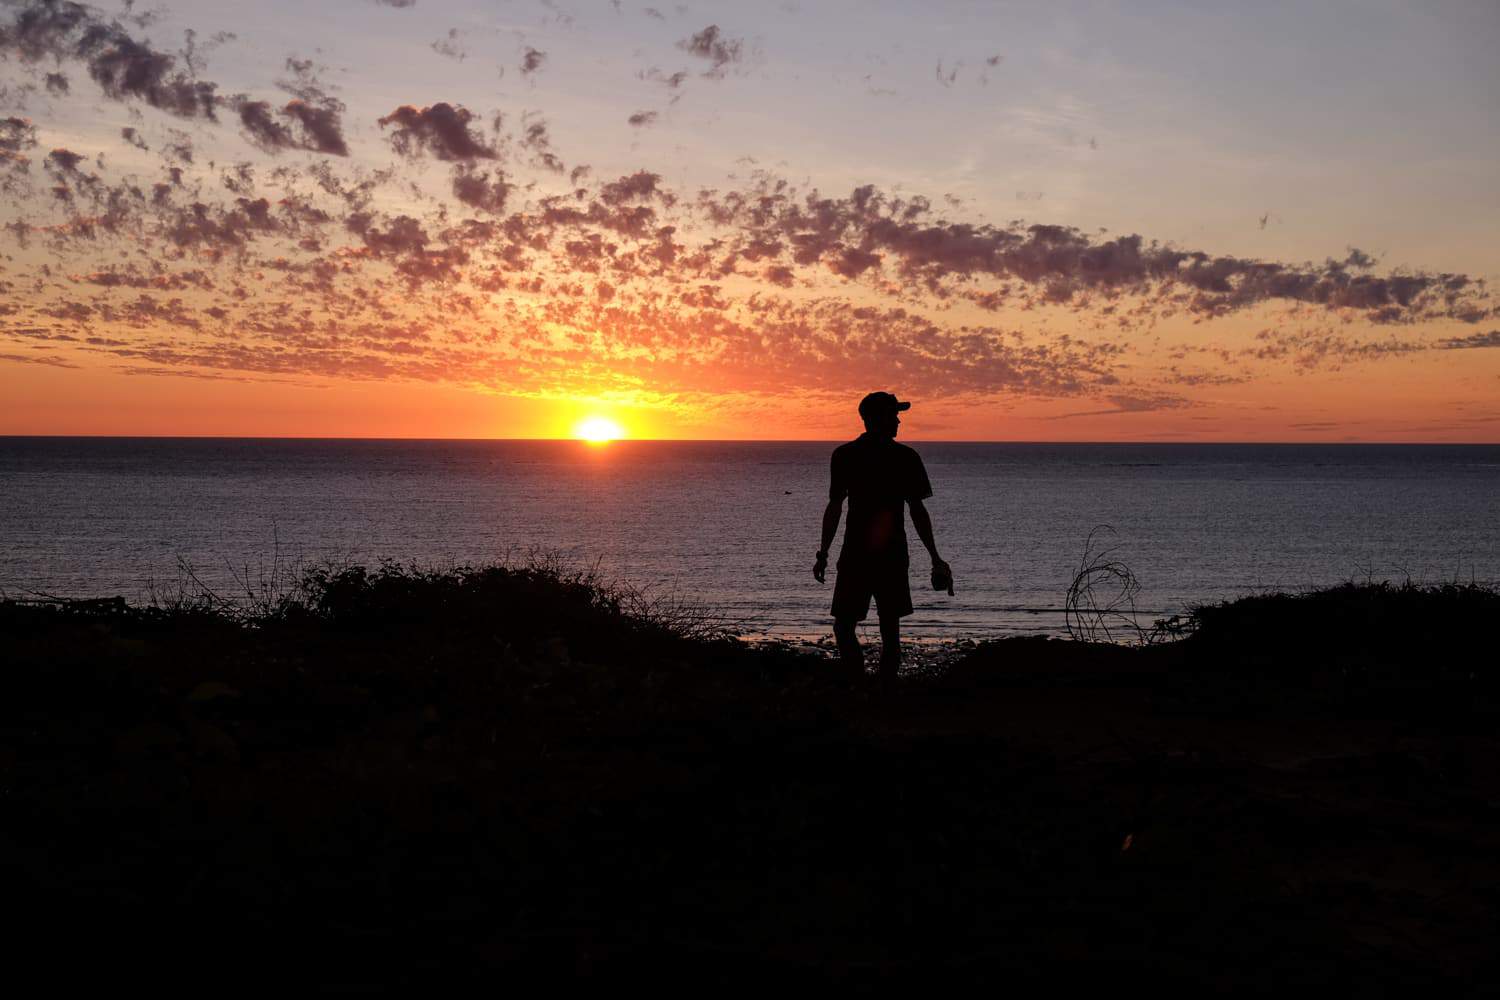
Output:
[858, 391, 912, 419]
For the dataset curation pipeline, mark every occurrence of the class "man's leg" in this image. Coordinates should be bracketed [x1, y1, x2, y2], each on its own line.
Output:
[878, 614, 902, 680]
[833, 616, 863, 678]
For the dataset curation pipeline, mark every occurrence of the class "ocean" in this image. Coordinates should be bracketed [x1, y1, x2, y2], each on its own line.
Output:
[1, 438, 1497, 642]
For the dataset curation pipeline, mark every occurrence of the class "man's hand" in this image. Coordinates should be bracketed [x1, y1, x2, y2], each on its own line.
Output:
[813, 550, 829, 583]
[931, 557, 954, 596]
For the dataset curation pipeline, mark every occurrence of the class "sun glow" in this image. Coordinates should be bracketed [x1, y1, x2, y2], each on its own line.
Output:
[574, 416, 625, 443]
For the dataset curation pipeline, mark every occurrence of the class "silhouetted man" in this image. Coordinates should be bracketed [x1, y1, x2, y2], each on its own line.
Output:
[814, 391, 951, 682]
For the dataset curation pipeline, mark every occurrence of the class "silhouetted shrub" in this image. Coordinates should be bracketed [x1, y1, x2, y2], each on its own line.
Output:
[1178, 580, 1499, 709]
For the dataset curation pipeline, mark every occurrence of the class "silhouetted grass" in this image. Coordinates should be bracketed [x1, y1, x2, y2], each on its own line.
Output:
[1178, 580, 1499, 705]
[1186, 579, 1498, 652]
[3, 567, 1498, 990]
[51, 551, 738, 641]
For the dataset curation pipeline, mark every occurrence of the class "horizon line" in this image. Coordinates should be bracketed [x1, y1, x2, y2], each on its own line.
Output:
[2, 434, 1497, 446]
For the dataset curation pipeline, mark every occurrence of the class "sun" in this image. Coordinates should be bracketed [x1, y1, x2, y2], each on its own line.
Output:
[574, 416, 625, 443]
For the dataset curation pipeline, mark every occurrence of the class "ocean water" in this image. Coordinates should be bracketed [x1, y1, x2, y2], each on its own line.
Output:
[1, 438, 1497, 642]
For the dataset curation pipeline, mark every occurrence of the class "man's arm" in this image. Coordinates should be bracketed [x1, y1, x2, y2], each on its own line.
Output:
[909, 498, 953, 595]
[908, 498, 941, 562]
[820, 497, 843, 556]
[815, 497, 842, 582]
[817, 449, 846, 583]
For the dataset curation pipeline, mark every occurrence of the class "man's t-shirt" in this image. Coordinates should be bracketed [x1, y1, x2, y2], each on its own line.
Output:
[829, 433, 933, 568]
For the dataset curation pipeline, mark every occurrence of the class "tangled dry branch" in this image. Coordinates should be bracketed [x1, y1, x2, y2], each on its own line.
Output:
[1064, 525, 1146, 644]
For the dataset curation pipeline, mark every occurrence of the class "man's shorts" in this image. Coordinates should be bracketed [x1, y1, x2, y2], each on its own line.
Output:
[831, 558, 914, 622]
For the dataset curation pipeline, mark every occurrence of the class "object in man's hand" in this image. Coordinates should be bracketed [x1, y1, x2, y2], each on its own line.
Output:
[931, 559, 954, 596]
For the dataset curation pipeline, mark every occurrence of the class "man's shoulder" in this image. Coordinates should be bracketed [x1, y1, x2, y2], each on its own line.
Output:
[833, 436, 921, 458]
[830, 437, 864, 460]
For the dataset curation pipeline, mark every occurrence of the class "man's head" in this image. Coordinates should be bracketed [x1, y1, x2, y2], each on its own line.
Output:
[858, 391, 911, 439]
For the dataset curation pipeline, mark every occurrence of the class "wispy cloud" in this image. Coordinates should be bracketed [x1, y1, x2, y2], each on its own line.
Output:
[1047, 392, 1194, 419]
[1439, 330, 1500, 350]
[678, 24, 743, 78]
[0, 350, 78, 368]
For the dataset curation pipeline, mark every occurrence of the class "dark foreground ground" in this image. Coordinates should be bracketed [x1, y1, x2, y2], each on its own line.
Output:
[3, 566, 1498, 993]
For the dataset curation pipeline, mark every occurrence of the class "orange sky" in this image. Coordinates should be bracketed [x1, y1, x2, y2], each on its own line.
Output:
[1, 1, 1496, 441]
[5, 348, 1494, 443]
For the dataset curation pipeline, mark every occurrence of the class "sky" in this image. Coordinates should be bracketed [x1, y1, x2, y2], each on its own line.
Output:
[0, 0, 1496, 441]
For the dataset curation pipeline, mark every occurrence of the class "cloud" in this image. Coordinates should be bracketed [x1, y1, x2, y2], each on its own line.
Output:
[520, 117, 563, 172]
[641, 67, 688, 89]
[1159, 367, 1248, 387]
[165, 198, 278, 249]
[346, 211, 469, 285]
[520, 46, 546, 76]
[379, 103, 498, 161]
[764, 264, 795, 287]
[0, 0, 221, 119]
[1438, 330, 1500, 349]
[44, 147, 85, 171]
[0, 115, 36, 151]
[0, 351, 78, 367]
[598, 170, 667, 205]
[678, 24, 743, 77]
[279, 98, 348, 155]
[1243, 327, 1429, 370]
[69, 265, 213, 290]
[1047, 392, 1193, 419]
[692, 179, 1494, 325]
[181, 27, 236, 74]
[267, 56, 349, 155]
[450, 164, 511, 214]
[161, 129, 193, 163]
[431, 29, 465, 62]
[232, 96, 348, 156]
[0, 115, 36, 185]
[43, 146, 103, 201]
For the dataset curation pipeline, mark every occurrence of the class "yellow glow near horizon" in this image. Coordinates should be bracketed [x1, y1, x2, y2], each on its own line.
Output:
[574, 416, 625, 443]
